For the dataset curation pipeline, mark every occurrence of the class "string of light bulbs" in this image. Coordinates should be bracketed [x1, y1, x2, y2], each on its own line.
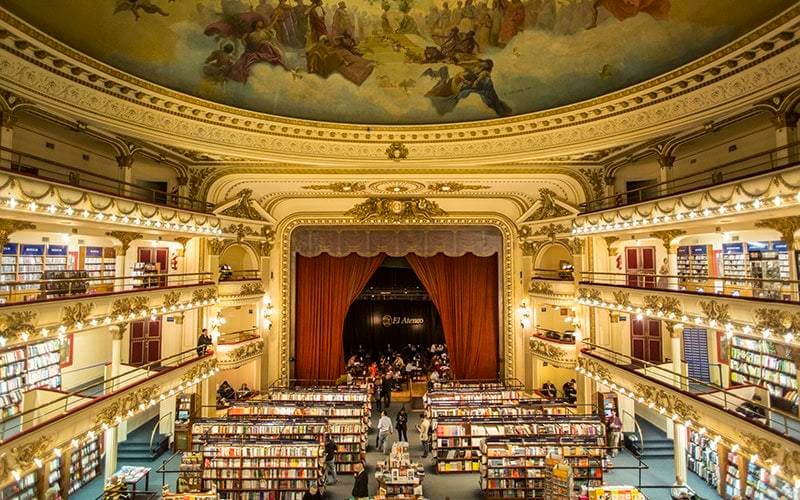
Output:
[572, 194, 796, 235]
[1, 196, 223, 235]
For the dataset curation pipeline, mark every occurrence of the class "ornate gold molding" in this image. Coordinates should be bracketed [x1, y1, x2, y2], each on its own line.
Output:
[527, 189, 572, 221]
[643, 295, 682, 317]
[533, 223, 569, 240]
[754, 307, 800, 332]
[633, 383, 699, 422]
[0, 218, 35, 247]
[11, 435, 52, 471]
[698, 300, 730, 324]
[577, 288, 602, 302]
[345, 198, 445, 223]
[529, 338, 575, 369]
[181, 359, 219, 384]
[612, 291, 630, 308]
[649, 229, 687, 250]
[225, 223, 257, 241]
[755, 216, 800, 251]
[110, 296, 150, 319]
[603, 236, 619, 256]
[207, 238, 227, 256]
[61, 303, 93, 329]
[427, 182, 490, 193]
[0, 311, 36, 342]
[302, 182, 366, 192]
[240, 281, 265, 296]
[222, 340, 265, 366]
[579, 168, 606, 200]
[163, 291, 181, 309]
[529, 280, 554, 296]
[577, 357, 611, 381]
[192, 288, 218, 303]
[106, 230, 143, 252]
[385, 142, 409, 161]
[94, 384, 160, 427]
[217, 189, 267, 221]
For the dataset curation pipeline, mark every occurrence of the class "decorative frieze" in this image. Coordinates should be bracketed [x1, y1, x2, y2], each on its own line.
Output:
[529, 338, 575, 369]
[577, 288, 602, 302]
[110, 296, 150, 319]
[302, 182, 367, 192]
[163, 291, 181, 309]
[240, 282, 265, 296]
[633, 383, 699, 422]
[61, 303, 93, 329]
[11, 435, 52, 471]
[427, 182, 489, 193]
[106, 231, 143, 252]
[698, 300, 730, 324]
[649, 229, 687, 250]
[0, 218, 35, 247]
[612, 291, 630, 308]
[576, 357, 611, 382]
[527, 189, 571, 221]
[345, 198, 445, 222]
[529, 280, 554, 296]
[182, 359, 219, 384]
[217, 189, 267, 221]
[0, 311, 36, 342]
[643, 295, 682, 317]
[192, 288, 218, 303]
[95, 384, 161, 427]
[533, 223, 569, 240]
[755, 217, 800, 251]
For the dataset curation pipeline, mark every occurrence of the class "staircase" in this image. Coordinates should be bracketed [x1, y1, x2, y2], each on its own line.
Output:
[117, 418, 170, 461]
[636, 417, 675, 459]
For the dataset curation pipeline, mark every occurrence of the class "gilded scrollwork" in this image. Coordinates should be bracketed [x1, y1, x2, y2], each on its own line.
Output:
[529, 338, 574, 368]
[427, 182, 489, 193]
[633, 383, 700, 422]
[95, 385, 160, 427]
[643, 295, 682, 316]
[755, 217, 800, 251]
[192, 288, 218, 303]
[0, 311, 37, 342]
[533, 223, 568, 240]
[225, 223, 257, 241]
[577, 288, 602, 302]
[11, 435, 52, 470]
[345, 197, 445, 222]
[163, 291, 181, 309]
[649, 230, 686, 250]
[529, 280, 554, 296]
[110, 296, 150, 319]
[698, 300, 730, 324]
[240, 281, 265, 296]
[207, 238, 227, 256]
[221, 340, 265, 367]
[612, 291, 630, 308]
[181, 358, 219, 384]
[302, 182, 367, 192]
[528, 189, 572, 221]
[576, 357, 611, 381]
[0, 219, 36, 247]
[217, 189, 267, 221]
[61, 303, 94, 328]
[754, 308, 800, 332]
[106, 230, 143, 252]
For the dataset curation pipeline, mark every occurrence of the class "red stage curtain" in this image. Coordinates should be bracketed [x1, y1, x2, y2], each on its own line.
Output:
[406, 253, 499, 380]
[295, 253, 385, 383]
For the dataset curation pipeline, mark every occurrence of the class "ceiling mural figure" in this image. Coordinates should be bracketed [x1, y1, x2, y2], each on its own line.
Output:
[1, 0, 794, 124]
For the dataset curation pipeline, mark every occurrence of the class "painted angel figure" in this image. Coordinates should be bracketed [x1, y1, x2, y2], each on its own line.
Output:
[113, 0, 171, 21]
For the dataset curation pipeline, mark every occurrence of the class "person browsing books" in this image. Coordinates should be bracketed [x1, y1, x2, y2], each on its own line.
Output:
[417, 414, 431, 458]
[324, 434, 337, 485]
[377, 410, 393, 453]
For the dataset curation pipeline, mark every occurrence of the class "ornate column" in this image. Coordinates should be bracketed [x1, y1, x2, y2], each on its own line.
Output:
[669, 322, 685, 390]
[104, 325, 123, 479]
[650, 230, 686, 289]
[207, 238, 224, 284]
[116, 154, 134, 197]
[107, 231, 142, 290]
[657, 153, 676, 196]
[673, 421, 688, 485]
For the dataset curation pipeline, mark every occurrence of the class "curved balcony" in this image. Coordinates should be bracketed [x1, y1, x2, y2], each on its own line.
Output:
[217, 271, 264, 306]
[216, 328, 264, 370]
[529, 329, 577, 369]
[529, 268, 575, 302]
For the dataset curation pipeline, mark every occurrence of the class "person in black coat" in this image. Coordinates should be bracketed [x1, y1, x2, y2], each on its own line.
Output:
[352, 463, 369, 499]
[301, 484, 322, 500]
[396, 406, 408, 442]
[196, 328, 212, 357]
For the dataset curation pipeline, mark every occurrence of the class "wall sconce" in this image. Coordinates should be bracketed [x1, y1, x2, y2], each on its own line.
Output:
[262, 295, 274, 331]
[518, 301, 531, 329]
[209, 314, 226, 342]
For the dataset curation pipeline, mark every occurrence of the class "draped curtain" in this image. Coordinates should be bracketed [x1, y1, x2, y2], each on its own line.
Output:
[406, 253, 499, 380]
[295, 253, 386, 383]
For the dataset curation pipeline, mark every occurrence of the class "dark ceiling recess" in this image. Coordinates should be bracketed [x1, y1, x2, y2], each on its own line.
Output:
[357, 257, 429, 301]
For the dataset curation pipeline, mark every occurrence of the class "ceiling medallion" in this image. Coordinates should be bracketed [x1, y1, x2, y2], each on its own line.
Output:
[345, 197, 446, 223]
[386, 142, 409, 161]
[301, 182, 367, 193]
[368, 180, 426, 194]
[427, 182, 491, 193]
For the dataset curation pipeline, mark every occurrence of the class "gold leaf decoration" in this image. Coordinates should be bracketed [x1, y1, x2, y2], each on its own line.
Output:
[229, 340, 264, 363]
[163, 291, 181, 308]
[61, 303, 94, 328]
[643, 295, 682, 316]
[385, 142, 408, 160]
[302, 182, 366, 192]
[110, 296, 150, 319]
[225, 223, 257, 241]
[577, 357, 611, 381]
[345, 197, 445, 223]
[649, 229, 686, 249]
[577, 288, 602, 302]
[698, 300, 730, 323]
[755, 217, 800, 251]
[106, 231, 143, 252]
[533, 223, 568, 240]
[633, 383, 699, 422]
[612, 291, 630, 307]
[12, 435, 52, 470]
[427, 182, 489, 193]
[0, 311, 37, 342]
[240, 282, 265, 296]
[192, 288, 218, 303]
[527, 188, 572, 221]
[217, 189, 266, 221]
[182, 358, 219, 384]
[0, 219, 36, 247]
[207, 239, 226, 255]
[529, 280, 554, 296]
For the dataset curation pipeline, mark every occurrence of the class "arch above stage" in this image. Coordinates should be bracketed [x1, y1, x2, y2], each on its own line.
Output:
[291, 226, 502, 258]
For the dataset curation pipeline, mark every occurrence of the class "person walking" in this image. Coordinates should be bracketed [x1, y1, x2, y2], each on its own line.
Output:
[417, 414, 431, 458]
[382, 372, 393, 409]
[323, 434, 337, 485]
[606, 410, 623, 457]
[396, 406, 408, 442]
[377, 410, 393, 453]
[352, 462, 369, 499]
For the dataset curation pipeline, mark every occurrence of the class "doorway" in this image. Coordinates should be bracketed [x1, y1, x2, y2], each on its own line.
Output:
[625, 246, 656, 288]
[130, 319, 162, 365]
[631, 318, 662, 364]
[137, 247, 169, 286]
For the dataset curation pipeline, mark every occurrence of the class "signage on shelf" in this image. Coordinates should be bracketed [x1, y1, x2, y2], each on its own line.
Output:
[20, 244, 44, 256]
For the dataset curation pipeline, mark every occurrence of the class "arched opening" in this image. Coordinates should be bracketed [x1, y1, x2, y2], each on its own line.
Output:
[342, 256, 445, 359]
[535, 243, 572, 270]
[220, 244, 259, 279]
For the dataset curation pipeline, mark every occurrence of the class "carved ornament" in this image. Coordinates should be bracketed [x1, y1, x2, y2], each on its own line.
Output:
[633, 383, 699, 422]
[192, 288, 218, 303]
[533, 223, 569, 240]
[240, 281, 265, 296]
[385, 142, 409, 161]
[11, 435, 52, 471]
[649, 230, 687, 250]
[225, 223, 257, 241]
[643, 295, 682, 317]
[111, 296, 150, 319]
[528, 189, 572, 221]
[302, 182, 366, 192]
[163, 291, 181, 309]
[754, 308, 800, 332]
[427, 182, 489, 193]
[0, 219, 35, 247]
[61, 303, 94, 328]
[698, 300, 730, 324]
[755, 217, 800, 250]
[579, 168, 606, 200]
[529, 338, 574, 368]
[95, 385, 161, 427]
[208, 239, 227, 256]
[182, 358, 219, 384]
[612, 291, 631, 308]
[603, 236, 620, 256]
[577, 288, 602, 302]
[577, 357, 611, 381]
[227, 340, 265, 364]
[529, 280, 554, 296]
[345, 197, 445, 223]
[106, 231, 143, 252]
[217, 189, 266, 221]
[0, 311, 37, 342]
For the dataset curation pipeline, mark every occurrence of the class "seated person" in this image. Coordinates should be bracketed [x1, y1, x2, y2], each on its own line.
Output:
[563, 379, 577, 404]
[736, 395, 768, 423]
[541, 380, 557, 398]
[217, 380, 236, 406]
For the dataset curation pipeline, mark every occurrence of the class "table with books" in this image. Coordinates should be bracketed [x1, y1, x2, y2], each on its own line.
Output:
[375, 442, 425, 499]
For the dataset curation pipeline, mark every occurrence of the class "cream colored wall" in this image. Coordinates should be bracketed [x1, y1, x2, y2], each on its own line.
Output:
[535, 303, 571, 333]
[221, 305, 258, 334]
[535, 244, 572, 270]
[220, 244, 259, 272]
[62, 327, 112, 390]
[215, 361, 260, 393]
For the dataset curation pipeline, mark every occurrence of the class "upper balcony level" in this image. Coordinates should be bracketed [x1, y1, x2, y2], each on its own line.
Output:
[573, 144, 800, 236]
[0, 147, 224, 237]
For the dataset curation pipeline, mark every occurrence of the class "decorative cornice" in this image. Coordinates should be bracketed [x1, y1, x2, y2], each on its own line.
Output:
[526, 188, 572, 221]
[0, 6, 797, 164]
[106, 230, 143, 252]
[427, 182, 490, 193]
[612, 291, 631, 308]
[181, 358, 219, 384]
[192, 288, 218, 303]
[528, 338, 575, 369]
[345, 197, 445, 223]
[698, 300, 730, 324]
[95, 384, 160, 427]
[577, 357, 611, 382]
[533, 223, 569, 240]
[577, 288, 602, 302]
[302, 182, 366, 193]
[216, 189, 267, 222]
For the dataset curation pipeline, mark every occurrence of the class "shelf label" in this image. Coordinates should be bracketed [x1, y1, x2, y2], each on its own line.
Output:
[84, 246, 102, 257]
[2, 243, 17, 255]
[20, 244, 44, 256]
[46, 245, 68, 256]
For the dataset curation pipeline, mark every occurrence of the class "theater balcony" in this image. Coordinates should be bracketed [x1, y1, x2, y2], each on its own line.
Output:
[572, 143, 800, 236]
[577, 343, 800, 465]
[216, 329, 264, 371]
[0, 348, 218, 475]
[529, 328, 577, 370]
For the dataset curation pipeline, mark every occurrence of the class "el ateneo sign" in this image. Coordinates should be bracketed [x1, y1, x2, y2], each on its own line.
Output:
[381, 314, 424, 327]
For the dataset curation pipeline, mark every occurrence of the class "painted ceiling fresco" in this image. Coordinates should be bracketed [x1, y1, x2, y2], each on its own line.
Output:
[1, 0, 795, 124]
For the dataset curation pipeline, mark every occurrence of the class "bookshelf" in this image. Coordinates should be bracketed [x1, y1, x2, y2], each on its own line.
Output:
[677, 244, 714, 292]
[0, 469, 37, 500]
[434, 416, 604, 474]
[687, 430, 719, 489]
[428, 404, 544, 419]
[729, 336, 797, 413]
[201, 442, 324, 499]
[479, 437, 604, 499]
[190, 419, 328, 452]
[0, 339, 61, 419]
[0, 345, 25, 418]
[586, 486, 644, 499]
[228, 403, 369, 473]
[722, 450, 744, 499]
[745, 459, 798, 499]
[79, 246, 116, 292]
[376, 441, 424, 499]
[47, 456, 62, 499]
[721, 242, 746, 295]
[67, 436, 102, 495]
[545, 455, 573, 500]
[178, 453, 203, 494]
[175, 393, 197, 452]
[426, 389, 526, 406]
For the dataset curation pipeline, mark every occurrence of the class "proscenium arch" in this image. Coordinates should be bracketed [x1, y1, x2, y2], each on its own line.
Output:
[272, 214, 518, 385]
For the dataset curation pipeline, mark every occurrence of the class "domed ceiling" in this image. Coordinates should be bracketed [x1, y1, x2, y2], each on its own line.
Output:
[1, 0, 794, 125]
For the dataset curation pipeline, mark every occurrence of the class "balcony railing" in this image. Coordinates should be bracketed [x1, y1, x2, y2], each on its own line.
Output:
[531, 268, 574, 281]
[581, 343, 800, 441]
[219, 269, 261, 282]
[218, 328, 260, 345]
[533, 328, 576, 344]
[0, 271, 213, 306]
[580, 142, 800, 213]
[581, 271, 800, 303]
[0, 146, 214, 213]
[0, 347, 211, 442]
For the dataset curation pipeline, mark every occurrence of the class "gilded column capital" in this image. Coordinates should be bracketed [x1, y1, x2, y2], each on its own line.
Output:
[107, 231, 143, 253]
[649, 230, 686, 251]
[109, 325, 124, 341]
[755, 217, 800, 251]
